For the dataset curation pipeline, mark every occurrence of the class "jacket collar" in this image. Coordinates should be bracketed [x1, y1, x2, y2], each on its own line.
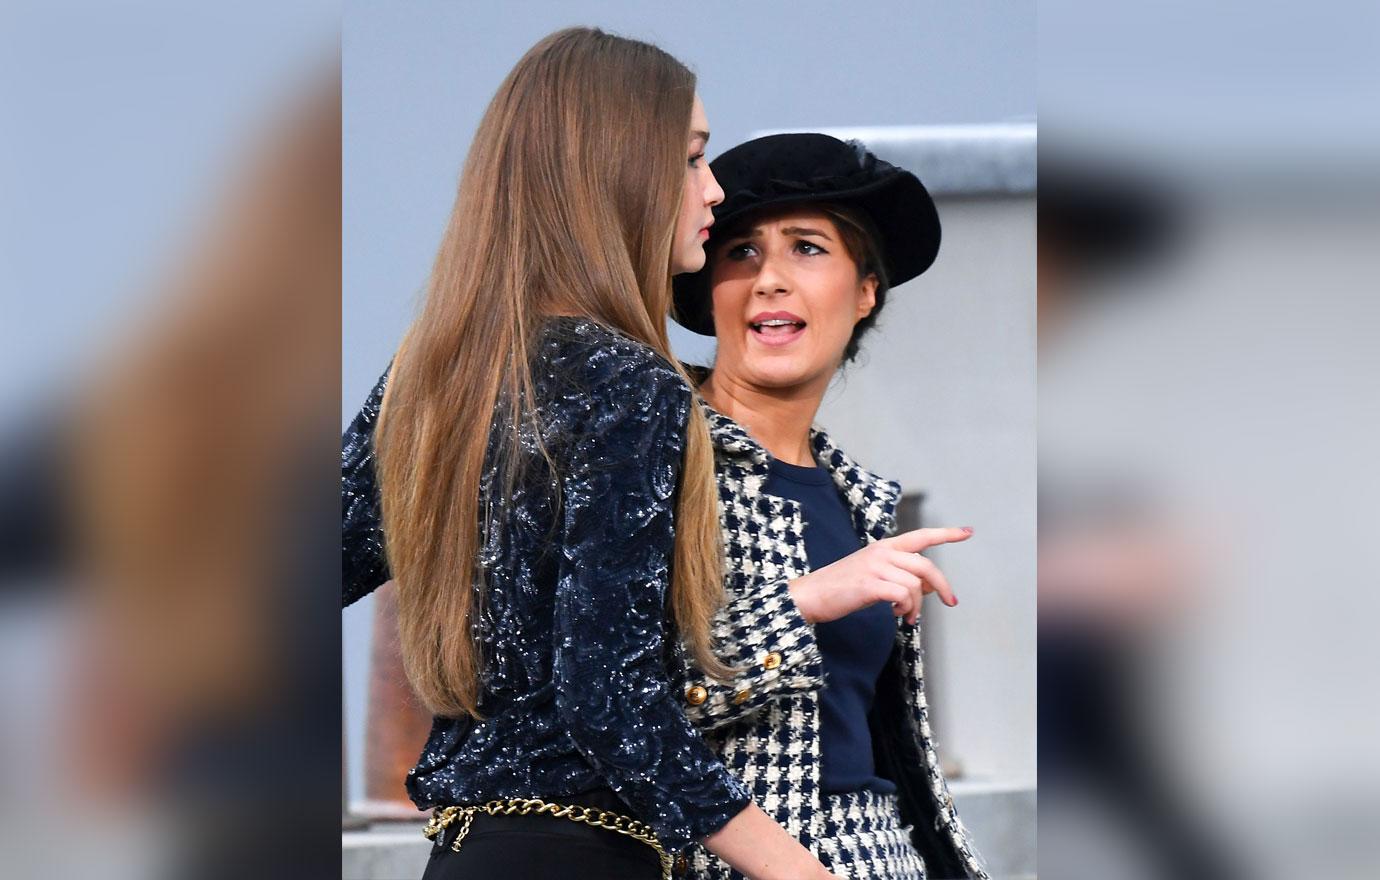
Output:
[695, 394, 904, 543]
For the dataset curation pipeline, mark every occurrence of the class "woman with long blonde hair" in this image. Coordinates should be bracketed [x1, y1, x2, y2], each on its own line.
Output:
[343, 28, 839, 880]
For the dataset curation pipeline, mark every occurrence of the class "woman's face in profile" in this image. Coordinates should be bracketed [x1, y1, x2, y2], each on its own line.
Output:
[708, 208, 876, 391]
[671, 95, 724, 276]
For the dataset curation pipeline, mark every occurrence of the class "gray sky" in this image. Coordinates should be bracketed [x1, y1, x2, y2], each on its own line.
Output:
[343, 0, 1037, 395]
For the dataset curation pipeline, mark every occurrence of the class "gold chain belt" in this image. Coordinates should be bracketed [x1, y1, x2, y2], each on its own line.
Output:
[422, 796, 673, 880]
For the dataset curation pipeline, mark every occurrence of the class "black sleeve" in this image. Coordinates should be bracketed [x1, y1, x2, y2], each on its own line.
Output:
[342, 368, 391, 607]
[548, 352, 751, 852]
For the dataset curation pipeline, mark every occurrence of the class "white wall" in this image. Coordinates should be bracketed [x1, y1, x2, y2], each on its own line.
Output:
[815, 195, 1037, 784]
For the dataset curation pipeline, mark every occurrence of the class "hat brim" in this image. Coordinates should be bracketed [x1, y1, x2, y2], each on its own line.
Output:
[672, 170, 940, 337]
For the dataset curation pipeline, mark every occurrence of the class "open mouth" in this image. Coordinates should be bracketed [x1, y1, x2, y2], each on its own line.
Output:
[748, 318, 807, 344]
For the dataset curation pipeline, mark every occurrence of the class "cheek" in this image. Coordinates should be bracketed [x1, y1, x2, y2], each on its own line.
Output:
[679, 177, 699, 230]
[710, 278, 741, 312]
[710, 277, 751, 325]
[812, 269, 866, 343]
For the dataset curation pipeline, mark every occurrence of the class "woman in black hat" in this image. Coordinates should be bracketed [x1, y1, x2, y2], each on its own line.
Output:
[668, 133, 990, 879]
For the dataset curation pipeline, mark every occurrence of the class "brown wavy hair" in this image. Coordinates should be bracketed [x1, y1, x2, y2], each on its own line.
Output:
[373, 27, 730, 718]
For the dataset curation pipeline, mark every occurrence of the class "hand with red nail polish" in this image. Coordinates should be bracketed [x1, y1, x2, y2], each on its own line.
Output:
[787, 526, 973, 626]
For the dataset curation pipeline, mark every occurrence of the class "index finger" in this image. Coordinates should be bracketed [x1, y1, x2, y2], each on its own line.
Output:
[885, 526, 974, 553]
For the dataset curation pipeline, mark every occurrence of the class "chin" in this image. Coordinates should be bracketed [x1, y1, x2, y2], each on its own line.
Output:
[673, 245, 705, 276]
[744, 357, 814, 389]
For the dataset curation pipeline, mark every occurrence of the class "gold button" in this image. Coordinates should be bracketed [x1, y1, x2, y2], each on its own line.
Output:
[732, 688, 751, 704]
[685, 685, 708, 706]
[674, 853, 689, 874]
[762, 651, 783, 670]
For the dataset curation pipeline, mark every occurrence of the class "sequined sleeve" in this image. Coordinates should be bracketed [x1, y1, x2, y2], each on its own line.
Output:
[550, 352, 751, 853]
[342, 368, 390, 608]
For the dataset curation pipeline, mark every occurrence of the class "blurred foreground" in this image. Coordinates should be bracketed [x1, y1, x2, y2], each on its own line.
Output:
[0, 5, 342, 878]
[1039, 3, 1380, 877]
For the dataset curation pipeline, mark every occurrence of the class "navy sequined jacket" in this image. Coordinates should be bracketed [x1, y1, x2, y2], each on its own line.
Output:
[342, 317, 751, 853]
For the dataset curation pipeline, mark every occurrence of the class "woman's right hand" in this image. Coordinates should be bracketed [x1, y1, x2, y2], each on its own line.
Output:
[787, 527, 974, 626]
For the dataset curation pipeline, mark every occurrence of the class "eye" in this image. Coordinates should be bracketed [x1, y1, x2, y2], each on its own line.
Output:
[688, 152, 705, 168]
[796, 240, 827, 255]
[723, 242, 757, 260]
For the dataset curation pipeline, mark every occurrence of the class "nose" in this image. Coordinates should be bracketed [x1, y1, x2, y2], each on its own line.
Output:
[753, 251, 791, 298]
[704, 164, 725, 208]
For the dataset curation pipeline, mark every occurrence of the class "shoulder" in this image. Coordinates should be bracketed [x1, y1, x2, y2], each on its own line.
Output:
[344, 365, 391, 444]
[810, 425, 904, 500]
[536, 318, 691, 437]
[541, 318, 689, 409]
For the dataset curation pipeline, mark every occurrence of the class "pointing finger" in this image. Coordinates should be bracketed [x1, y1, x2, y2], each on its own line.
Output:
[887, 526, 974, 553]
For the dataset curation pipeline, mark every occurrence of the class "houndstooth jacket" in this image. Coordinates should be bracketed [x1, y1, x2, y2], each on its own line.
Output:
[669, 399, 990, 880]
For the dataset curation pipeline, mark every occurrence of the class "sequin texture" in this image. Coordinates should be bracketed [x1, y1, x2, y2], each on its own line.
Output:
[341, 317, 751, 852]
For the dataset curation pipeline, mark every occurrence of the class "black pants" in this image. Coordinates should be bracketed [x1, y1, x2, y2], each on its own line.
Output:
[420, 789, 664, 880]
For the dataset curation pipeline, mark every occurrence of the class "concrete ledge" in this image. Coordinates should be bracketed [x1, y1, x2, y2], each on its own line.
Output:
[952, 780, 1037, 879]
[343, 821, 431, 880]
[752, 123, 1038, 196]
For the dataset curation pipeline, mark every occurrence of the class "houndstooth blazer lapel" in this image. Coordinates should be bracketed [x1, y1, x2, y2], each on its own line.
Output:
[700, 401, 903, 546]
[690, 397, 991, 880]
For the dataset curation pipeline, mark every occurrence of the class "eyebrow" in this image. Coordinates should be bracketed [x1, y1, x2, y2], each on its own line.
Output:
[690, 129, 710, 145]
[781, 226, 833, 240]
[731, 225, 834, 242]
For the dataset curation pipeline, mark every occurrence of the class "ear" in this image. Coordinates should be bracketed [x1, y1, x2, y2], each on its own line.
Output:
[857, 274, 878, 320]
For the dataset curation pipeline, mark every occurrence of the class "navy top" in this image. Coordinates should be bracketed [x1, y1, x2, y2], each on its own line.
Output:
[342, 317, 751, 852]
[762, 456, 898, 795]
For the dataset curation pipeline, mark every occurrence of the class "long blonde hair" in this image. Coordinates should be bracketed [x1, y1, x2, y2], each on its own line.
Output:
[374, 27, 729, 717]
